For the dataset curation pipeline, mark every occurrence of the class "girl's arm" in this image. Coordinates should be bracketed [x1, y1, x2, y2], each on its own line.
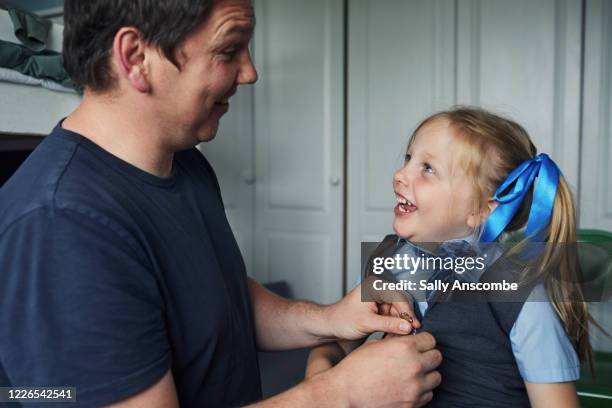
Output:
[305, 339, 364, 379]
[525, 381, 580, 408]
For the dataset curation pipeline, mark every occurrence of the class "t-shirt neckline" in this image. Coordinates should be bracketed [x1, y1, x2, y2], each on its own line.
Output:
[53, 120, 178, 188]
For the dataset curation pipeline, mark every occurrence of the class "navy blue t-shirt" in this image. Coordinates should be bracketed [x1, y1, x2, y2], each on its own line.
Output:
[0, 123, 262, 407]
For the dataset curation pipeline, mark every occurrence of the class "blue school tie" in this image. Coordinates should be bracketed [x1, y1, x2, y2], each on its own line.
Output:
[425, 240, 477, 305]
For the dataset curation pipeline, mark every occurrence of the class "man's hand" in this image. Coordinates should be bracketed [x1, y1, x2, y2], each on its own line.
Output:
[253, 332, 442, 407]
[329, 332, 441, 407]
[248, 277, 420, 350]
[323, 280, 421, 340]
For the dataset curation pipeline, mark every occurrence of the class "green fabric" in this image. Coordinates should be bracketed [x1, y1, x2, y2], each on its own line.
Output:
[0, 40, 74, 88]
[503, 229, 612, 401]
[8, 8, 52, 52]
[576, 230, 612, 405]
[578, 352, 612, 407]
[577, 230, 612, 295]
[579, 229, 612, 244]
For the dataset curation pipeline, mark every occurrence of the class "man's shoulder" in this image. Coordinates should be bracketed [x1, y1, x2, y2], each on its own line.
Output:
[0, 127, 81, 232]
[0, 126, 133, 236]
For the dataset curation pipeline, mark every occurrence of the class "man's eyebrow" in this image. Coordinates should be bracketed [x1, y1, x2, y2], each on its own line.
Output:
[223, 25, 254, 36]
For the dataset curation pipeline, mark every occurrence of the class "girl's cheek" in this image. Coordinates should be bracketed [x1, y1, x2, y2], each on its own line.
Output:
[413, 177, 431, 193]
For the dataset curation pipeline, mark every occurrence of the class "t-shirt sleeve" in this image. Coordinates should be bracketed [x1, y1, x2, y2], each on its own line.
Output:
[0, 207, 171, 407]
[510, 284, 580, 383]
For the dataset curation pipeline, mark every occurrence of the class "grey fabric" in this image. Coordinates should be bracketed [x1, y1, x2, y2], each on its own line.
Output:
[8, 8, 51, 52]
[419, 256, 535, 407]
[0, 66, 77, 93]
[0, 39, 74, 88]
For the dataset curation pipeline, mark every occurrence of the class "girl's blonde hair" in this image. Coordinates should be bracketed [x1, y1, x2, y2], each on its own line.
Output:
[408, 106, 597, 368]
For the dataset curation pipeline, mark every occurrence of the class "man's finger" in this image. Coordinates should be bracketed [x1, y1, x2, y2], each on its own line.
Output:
[422, 370, 442, 391]
[367, 315, 413, 334]
[416, 391, 434, 408]
[378, 303, 391, 316]
[419, 349, 443, 372]
[412, 331, 437, 352]
[390, 302, 421, 328]
[423, 371, 442, 390]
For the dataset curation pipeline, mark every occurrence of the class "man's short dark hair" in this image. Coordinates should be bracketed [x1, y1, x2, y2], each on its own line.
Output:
[63, 0, 214, 92]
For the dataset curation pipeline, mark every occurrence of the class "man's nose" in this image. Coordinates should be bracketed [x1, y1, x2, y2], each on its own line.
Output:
[238, 50, 258, 84]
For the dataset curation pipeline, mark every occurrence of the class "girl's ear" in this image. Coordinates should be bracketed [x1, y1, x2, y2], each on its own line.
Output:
[467, 199, 499, 228]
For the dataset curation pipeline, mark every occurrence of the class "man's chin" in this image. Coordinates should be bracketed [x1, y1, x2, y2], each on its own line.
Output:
[196, 125, 220, 144]
[200, 133, 217, 143]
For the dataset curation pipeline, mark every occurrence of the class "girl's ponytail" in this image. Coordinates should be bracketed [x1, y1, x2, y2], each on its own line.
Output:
[544, 176, 594, 369]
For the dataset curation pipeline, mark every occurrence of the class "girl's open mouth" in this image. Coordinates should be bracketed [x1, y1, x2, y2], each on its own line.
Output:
[395, 194, 417, 214]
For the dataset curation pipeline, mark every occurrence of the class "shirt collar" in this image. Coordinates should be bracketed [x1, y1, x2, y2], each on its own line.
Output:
[394, 234, 504, 282]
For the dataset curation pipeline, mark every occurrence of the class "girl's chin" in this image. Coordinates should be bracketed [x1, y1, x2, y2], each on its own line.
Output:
[392, 227, 431, 243]
[392, 225, 413, 240]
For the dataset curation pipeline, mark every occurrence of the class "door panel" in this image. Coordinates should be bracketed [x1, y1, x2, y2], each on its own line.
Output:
[346, 0, 456, 289]
[253, 0, 344, 304]
[199, 86, 255, 275]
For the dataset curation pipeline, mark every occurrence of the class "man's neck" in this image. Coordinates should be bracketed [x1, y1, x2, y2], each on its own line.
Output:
[62, 93, 174, 178]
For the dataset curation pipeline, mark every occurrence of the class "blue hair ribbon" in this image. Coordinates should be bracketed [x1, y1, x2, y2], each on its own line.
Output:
[480, 153, 560, 242]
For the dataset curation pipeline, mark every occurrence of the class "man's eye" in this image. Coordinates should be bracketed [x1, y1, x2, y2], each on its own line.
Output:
[221, 48, 238, 60]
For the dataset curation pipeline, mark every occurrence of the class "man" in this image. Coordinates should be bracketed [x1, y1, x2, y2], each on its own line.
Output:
[0, 0, 441, 406]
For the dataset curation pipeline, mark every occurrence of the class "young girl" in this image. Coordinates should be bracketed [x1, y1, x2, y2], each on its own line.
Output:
[306, 107, 596, 407]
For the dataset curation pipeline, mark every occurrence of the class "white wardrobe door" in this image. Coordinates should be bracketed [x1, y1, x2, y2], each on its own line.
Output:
[580, 0, 612, 231]
[253, 0, 344, 304]
[199, 85, 256, 276]
[580, 0, 612, 353]
[456, 0, 582, 189]
[346, 0, 456, 289]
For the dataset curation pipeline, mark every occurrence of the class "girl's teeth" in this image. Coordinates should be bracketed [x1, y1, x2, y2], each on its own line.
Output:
[396, 194, 416, 210]
[398, 202, 416, 213]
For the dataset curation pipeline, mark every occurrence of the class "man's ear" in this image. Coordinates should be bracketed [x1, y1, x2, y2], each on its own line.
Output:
[112, 27, 150, 93]
[467, 199, 499, 228]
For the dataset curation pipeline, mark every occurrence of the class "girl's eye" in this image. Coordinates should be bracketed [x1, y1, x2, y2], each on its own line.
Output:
[423, 162, 435, 174]
[404, 153, 411, 162]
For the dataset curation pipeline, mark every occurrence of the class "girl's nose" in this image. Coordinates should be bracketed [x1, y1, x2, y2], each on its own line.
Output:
[393, 164, 411, 186]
